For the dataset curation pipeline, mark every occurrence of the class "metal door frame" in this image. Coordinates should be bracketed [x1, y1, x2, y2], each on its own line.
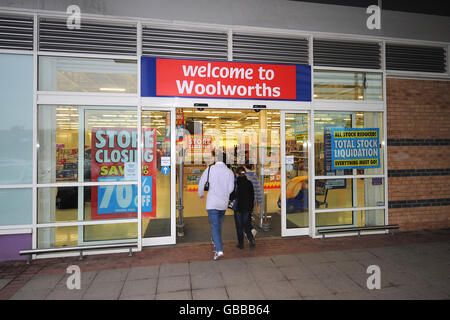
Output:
[280, 110, 312, 237]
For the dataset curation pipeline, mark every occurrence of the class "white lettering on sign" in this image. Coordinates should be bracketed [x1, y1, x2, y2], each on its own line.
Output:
[175, 81, 280, 98]
[94, 129, 155, 164]
[182, 63, 254, 80]
[175, 63, 282, 98]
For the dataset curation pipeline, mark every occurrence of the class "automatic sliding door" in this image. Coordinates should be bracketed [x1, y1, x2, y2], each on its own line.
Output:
[141, 109, 175, 246]
[281, 112, 310, 236]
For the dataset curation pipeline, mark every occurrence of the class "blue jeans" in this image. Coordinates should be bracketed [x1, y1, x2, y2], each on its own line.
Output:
[234, 211, 254, 245]
[207, 209, 226, 252]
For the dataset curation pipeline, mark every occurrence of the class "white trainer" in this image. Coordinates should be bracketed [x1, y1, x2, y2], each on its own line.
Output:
[213, 251, 224, 260]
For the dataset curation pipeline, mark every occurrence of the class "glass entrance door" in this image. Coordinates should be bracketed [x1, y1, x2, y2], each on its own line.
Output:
[281, 111, 310, 236]
[141, 109, 176, 246]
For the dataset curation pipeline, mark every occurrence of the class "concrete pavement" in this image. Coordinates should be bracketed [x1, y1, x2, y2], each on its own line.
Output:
[1, 230, 449, 300]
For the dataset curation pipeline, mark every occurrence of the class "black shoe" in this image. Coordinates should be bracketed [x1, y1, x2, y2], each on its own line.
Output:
[236, 243, 244, 249]
[249, 239, 256, 250]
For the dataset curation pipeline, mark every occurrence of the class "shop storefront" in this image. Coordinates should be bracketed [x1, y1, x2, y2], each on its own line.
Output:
[0, 5, 448, 261]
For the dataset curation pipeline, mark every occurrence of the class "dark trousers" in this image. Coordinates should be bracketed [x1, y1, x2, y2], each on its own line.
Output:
[234, 211, 254, 245]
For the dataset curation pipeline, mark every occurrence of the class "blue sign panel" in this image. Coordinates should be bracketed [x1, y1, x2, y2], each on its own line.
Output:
[330, 128, 381, 170]
[97, 176, 152, 214]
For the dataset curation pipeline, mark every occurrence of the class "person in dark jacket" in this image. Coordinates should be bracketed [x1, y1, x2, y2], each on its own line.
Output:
[230, 166, 256, 249]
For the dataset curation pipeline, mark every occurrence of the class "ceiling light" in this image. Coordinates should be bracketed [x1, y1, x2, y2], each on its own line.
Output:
[100, 88, 126, 92]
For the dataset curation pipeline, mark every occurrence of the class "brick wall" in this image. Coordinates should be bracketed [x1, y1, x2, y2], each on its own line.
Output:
[387, 78, 450, 232]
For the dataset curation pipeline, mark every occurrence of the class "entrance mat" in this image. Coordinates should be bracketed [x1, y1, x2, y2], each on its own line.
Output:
[177, 212, 285, 244]
[143, 213, 300, 243]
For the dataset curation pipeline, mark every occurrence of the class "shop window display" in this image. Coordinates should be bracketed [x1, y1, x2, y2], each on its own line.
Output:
[314, 111, 385, 231]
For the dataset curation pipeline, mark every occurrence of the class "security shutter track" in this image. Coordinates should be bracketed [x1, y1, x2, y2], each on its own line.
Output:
[0, 14, 34, 50]
[314, 39, 381, 69]
[232, 34, 309, 64]
[386, 43, 447, 73]
[142, 27, 228, 60]
[39, 18, 137, 55]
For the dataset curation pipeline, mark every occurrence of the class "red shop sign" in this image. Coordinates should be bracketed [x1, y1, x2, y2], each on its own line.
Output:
[141, 57, 311, 101]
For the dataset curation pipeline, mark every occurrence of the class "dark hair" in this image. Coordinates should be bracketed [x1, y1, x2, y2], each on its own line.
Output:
[236, 166, 246, 176]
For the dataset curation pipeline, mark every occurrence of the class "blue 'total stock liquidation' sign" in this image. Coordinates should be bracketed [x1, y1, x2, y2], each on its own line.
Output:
[331, 128, 381, 170]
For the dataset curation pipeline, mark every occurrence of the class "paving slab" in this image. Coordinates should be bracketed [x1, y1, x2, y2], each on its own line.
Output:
[93, 269, 129, 283]
[159, 263, 189, 277]
[192, 287, 229, 300]
[82, 280, 124, 300]
[290, 277, 333, 298]
[189, 261, 220, 275]
[126, 265, 159, 280]
[250, 266, 286, 283]
[257, 280, 301, 300]
[10, 288, 52, 300]
[270, 255, 302, 267]
[0, 279, 11, 291]
[157, 275, 190, 293]
[156, 290, 192, 300]
[45, 287, 88, 300]
[226, 282, 265, 300]
[191, 272, 224, 290]
[19, 274, 65, 291]
[221, 270, 255, 287]
[121, 278, 158, 298]
[279, 265, 316, 280]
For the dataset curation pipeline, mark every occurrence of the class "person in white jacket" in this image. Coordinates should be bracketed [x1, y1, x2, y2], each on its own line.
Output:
[198, 152, 235, 260]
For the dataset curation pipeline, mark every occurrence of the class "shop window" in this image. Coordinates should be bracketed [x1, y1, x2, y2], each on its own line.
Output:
[37, 106, 139, 184]
[38, 56, 137, 93]
[37, 106, 142, 248]
[314, 112, 384, 176]
[315, 178, 385, 210]
[0, 54, 33, 184]
[316, 209, 384, 229]
[314, 70, 383, 101]
[0, 188, 32, 226]
[36, 222, 138, 249]
[314, 111, 385, 231]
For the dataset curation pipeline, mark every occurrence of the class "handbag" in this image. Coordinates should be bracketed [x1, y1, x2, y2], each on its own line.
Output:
[204, 166, 211, 191]
[228, 182, 238, 210]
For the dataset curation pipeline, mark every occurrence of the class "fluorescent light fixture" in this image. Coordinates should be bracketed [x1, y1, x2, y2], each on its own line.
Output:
[100, 88, 126, 92]
[206, 116, 219, 119]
